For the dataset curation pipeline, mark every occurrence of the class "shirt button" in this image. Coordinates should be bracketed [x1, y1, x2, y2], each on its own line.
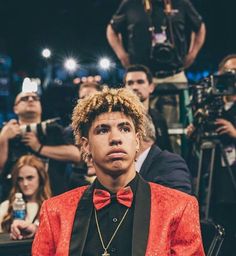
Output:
[112, 217, 118, 223]
[111, 247, 117, 252]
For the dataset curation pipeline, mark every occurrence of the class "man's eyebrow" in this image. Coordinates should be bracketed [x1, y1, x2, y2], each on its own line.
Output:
[94, 124, 110, 130]
[118, 121, 132, 127]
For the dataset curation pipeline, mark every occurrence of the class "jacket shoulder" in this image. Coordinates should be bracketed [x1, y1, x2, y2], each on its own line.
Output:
[149, 182, 197, 205]
[43, 186, 88, 208]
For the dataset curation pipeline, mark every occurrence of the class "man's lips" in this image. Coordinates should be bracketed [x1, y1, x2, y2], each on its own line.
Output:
[107, 149, 127, 158]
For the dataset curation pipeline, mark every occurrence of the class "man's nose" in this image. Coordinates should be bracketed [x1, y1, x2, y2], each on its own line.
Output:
[26, 96, 34, 102]
[109, 129, 122, 146]
[130, 83, 139, 90]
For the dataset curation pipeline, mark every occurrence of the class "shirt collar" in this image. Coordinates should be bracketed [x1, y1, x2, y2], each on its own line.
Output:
[135, 146, 151, 172]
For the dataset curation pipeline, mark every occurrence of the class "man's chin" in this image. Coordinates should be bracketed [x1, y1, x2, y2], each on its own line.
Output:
[104, 163, 128, 177]
[111, 159, 124, 169]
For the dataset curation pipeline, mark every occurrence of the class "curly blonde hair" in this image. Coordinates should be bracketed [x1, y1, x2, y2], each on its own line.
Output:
[72, 87, 146, 145]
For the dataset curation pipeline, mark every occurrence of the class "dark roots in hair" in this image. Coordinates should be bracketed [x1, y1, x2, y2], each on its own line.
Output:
[71, 86, 146, 145]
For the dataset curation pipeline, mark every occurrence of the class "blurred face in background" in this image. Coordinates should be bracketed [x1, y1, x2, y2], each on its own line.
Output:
[125, 71, 154, 103]
[14, 92, 42, 121]
[79, 87, 99, 99]
[223, 58, 236, 73]
[222, 58, 236, 102]
[17, 165, 40, 201]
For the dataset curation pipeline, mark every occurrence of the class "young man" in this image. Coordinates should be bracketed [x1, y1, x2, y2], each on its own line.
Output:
[32, 87, 205, 255]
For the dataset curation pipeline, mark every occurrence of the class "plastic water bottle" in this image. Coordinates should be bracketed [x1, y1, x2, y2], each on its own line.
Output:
[12, 192, 26, 220]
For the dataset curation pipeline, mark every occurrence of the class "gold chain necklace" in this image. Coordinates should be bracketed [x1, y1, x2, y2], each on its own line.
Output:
[94, 207, 129, 256]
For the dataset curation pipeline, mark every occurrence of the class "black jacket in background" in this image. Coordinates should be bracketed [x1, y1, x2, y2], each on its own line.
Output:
[149, 108, 173, 152]
[139, 144, 192, 194]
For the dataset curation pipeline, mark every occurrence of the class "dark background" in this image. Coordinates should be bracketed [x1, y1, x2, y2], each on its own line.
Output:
[0, 0, 235, 126]
[0, 0, 235, 74]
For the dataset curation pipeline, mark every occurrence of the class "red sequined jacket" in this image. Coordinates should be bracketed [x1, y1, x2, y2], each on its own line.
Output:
[32, 177, 205, 256]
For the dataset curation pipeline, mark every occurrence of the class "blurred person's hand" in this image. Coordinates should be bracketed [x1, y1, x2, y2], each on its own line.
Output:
[186, 123, 196, 138]
[215, 119, 236, 138]
[0, 119, 21, 140]
[21, 132, 41, 152]
[10, 219, 37, 240]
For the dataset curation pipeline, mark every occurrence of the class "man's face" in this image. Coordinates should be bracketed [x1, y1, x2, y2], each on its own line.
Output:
[14, 92, 42, 118]
[125, 71, 154, 102]
[223, 58, 236, 73]
[222, 58, 236, 102]
[82, 112, 139, 177]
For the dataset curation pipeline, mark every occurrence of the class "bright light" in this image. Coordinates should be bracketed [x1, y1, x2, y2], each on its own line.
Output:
[64, 58, 78, 73]
[41, 48, 51, 59]
[22, 77, 38, 92]
[99, 58, 111, 70]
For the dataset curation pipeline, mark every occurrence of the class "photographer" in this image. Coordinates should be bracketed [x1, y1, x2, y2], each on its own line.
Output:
[0, 91, 81, 201]
[213, 55, 236, 256]
[107, 0, 206, 125]
[187, 54, 236, 255]
[107, 0, 205, 71]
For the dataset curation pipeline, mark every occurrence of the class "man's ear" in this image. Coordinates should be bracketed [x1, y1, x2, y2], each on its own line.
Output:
[81, 137, 90, 154]
[13, 105, 18, 115]
[149, 82, 155, 94]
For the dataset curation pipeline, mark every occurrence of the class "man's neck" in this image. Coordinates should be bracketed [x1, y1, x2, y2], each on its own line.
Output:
[96, 167, 136, 193]
[137, 140, 153, 158]
[19, 116, 41, 125]
[143, 98, 150, 111]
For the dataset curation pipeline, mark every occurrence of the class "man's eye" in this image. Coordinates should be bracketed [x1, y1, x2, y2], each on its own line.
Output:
[127, 81, 134, 86]
[121, 126, 131, 132]
[96, 128, 108, 134]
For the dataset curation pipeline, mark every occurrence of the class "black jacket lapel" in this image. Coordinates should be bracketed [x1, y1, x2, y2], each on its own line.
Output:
[69, 184, 94, 256]
[132, 175, 151, 256]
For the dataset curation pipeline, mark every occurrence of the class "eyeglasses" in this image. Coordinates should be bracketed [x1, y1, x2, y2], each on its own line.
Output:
[126, 79, 146, 86]
[15, 95, 40, 105]
[223, 68, 236, 74]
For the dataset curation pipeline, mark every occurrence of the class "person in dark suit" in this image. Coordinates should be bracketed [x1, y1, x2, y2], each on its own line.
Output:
[124, 64, 173, 152]
[136, 114, 192, 194]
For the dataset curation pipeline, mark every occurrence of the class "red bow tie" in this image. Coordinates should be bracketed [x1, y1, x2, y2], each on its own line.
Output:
[93, 186, 133, 210]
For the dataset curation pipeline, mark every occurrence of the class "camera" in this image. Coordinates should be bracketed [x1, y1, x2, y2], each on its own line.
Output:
[190, 72, 236, 140]
[19, 118, 60, 137]
[151, 41, 176, 64]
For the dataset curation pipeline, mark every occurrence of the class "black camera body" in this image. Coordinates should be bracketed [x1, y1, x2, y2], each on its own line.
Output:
[191, 72, 236, 140]
[151, 41, 176, 64]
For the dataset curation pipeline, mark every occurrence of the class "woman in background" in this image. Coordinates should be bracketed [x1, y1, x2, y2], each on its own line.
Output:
[0, 155, 51, 239]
